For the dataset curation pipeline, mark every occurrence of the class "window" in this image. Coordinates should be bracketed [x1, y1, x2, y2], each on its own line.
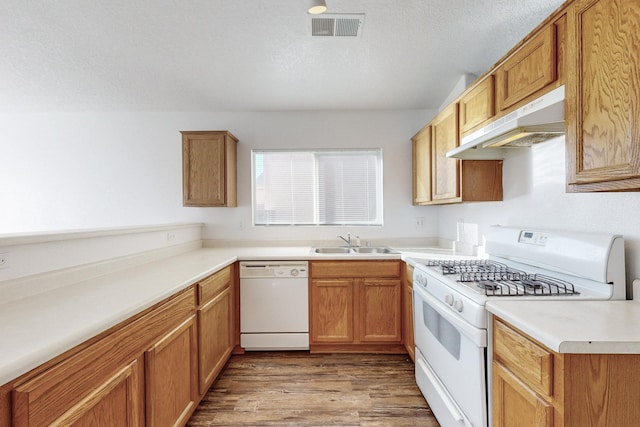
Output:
[252, 149, 383, 226]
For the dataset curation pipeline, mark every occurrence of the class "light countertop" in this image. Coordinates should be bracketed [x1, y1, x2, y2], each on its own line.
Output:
[0, 247, 238, 385]
[487, 299, 640, 354]
[3, 243, 636, 387]
[0, 245, 454, 385]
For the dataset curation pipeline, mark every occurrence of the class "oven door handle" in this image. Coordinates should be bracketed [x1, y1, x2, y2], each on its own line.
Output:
[414, 285, 487, 347]
[416, 357, 473, 426]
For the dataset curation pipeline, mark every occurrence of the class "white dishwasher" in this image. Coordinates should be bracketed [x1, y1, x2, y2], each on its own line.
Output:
[240, 261, 309, 350]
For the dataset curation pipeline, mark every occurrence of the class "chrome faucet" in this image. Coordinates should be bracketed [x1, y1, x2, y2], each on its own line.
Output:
[338, 232, 361, 247]
[338, 232, 351, 247]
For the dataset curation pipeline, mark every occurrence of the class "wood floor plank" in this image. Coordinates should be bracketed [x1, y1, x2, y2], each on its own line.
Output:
[187, 352, 440, 426]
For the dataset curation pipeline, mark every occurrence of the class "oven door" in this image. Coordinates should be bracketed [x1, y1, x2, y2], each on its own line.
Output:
[413, 283, 487, 427]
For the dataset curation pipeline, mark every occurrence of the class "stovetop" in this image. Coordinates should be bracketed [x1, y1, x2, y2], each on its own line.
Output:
[424, 260, 579, 297]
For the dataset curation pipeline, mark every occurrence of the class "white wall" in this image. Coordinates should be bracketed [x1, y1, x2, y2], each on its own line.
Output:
[0, 110, 437, 242]
[0, 113, 201, 232]
[1, 111, 640, 285]
[437, 136, 640, 283]
[196, 111, 439, 242]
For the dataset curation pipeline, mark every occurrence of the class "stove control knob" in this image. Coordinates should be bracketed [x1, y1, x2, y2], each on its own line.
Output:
[444, 294, 454, 306]
[453, 300, 464, 312]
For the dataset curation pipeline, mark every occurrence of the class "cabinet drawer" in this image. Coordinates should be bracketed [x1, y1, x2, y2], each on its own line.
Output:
[198, 266, 231, 304]
[310, 261, 401, 278]
[493, 318, 553, 398]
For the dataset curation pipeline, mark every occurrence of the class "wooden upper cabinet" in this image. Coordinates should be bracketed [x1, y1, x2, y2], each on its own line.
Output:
[460, 75, 496, 136]
[181, 131, 238, 207]
[431, 103, 461, 202]
[411, 103, 503, 206]
[566, 0, 640, 191]
[412, 125, 432, 205]
[496, 25, 558, 111]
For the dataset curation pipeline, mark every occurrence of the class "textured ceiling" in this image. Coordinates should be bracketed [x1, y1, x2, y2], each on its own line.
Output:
[0, 0, 566, 112]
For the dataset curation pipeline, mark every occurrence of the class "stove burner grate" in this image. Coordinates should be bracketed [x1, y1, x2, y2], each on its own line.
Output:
[463, 273, 579, 296]
[424, 259, 515, 275]
[422, 259, 579, 296]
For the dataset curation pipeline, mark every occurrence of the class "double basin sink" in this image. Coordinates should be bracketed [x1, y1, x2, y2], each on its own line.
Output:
[313, 246, 397, 254]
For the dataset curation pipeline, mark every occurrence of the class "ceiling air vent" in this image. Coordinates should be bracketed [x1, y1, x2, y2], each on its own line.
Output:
[311, 14, 365, 37]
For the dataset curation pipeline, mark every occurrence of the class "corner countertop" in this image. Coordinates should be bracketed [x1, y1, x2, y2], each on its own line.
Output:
[0, 247, 239, 385]
[486, 298, 640, 354]
[0, 244, 458, 386]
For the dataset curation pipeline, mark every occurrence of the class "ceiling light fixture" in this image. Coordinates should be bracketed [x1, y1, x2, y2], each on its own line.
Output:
[308, 0, 327, 14]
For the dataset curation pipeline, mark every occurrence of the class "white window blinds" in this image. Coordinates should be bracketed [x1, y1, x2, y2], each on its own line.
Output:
[253, 149, 383, 226]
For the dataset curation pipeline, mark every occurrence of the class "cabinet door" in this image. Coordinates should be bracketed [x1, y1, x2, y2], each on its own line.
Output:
[145, 315, 198, 427]
[460, 75, 495, 135]
[431, 103, 461, 202]
[198, 287, 232, 394]
[310, 279, 354, 343]
[13, 360, 143, 427]
[358, 278, 402, 343]
[412, 126, 432, 205]
[182, 131, 238, 206]
[566, 0, 640, 191]
[496, 25, 557, 111]
[493, 362, 553, 427]
[402, 270, 415, 361]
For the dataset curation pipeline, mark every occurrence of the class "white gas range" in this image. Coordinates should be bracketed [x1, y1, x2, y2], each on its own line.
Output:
[411, 225, 627, 427]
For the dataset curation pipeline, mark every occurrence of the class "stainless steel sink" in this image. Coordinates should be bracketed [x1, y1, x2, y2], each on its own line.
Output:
[313, 247, 353, 254]
[313, 246, 397, 254]
[353, 247, 396, 254]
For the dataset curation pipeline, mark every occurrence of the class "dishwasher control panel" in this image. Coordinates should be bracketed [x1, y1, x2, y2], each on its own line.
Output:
[239, 261, 309, 278]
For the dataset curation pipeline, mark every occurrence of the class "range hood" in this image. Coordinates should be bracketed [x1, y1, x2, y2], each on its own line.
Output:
[447, 85, 565, 160]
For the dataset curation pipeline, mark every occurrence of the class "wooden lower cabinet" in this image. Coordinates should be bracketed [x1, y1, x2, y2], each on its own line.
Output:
[493, 362, 554, 427]
[10, 287, 196, 427]
[403, 264, 415, 361]
[309, 260, 403, 352]
[145, 315, 198, 427]
[4, 265, 238, 427]
[493, 317, 640, 427]
[359, 278, 402, 342]
[13, 358, 144, 427]
[310, 279, 354, 343]
[196, 265, 233, 395]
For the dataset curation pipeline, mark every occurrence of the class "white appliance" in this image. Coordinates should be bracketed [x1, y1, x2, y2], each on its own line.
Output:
[240, 261, 309, 350]
[447, 85, 565, 160]
[412, 226, 627, 427]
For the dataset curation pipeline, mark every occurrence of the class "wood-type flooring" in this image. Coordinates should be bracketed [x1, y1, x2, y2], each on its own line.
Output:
[188, 351, 440, 426]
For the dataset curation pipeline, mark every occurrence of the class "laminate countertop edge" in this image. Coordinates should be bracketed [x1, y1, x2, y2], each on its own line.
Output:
[486, 299, 640, 354]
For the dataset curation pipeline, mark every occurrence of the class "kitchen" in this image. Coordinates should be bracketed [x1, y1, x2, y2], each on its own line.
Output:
[2, 0, 640, 426]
